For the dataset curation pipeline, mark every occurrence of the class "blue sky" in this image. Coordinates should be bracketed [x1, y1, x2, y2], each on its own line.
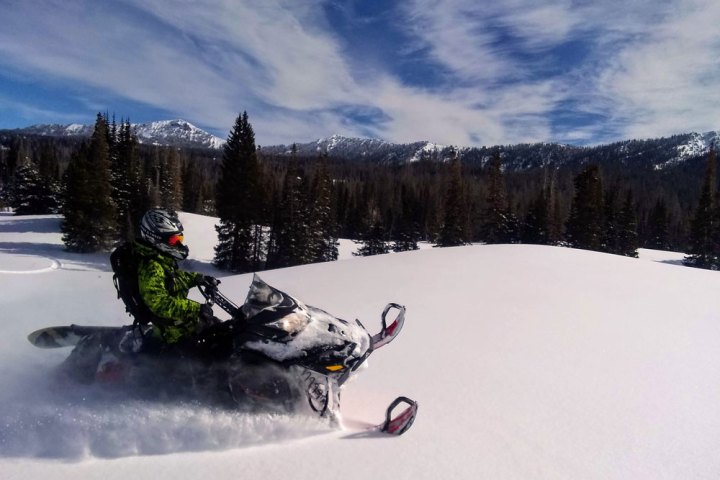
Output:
[1, 0, 720, 147]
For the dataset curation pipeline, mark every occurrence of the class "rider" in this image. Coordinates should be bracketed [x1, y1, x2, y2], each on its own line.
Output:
[135, 208, 219, 347]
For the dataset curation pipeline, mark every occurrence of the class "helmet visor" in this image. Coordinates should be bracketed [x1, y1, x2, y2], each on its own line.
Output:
[167, 233, 184, 246]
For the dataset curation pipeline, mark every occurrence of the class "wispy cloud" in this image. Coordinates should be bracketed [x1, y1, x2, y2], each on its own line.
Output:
[595, 0, 720, 139]
[399, 0, 720, 143]
[0, 0, 719, 146]
[394, 0, 580, 142]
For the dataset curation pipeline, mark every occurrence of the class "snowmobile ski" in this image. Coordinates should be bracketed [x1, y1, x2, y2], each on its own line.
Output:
[370, 303, 406, 350]
[374, 396, 418, 435]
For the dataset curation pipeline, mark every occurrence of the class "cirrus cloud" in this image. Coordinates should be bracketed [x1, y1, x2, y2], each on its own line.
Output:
[0, 0, 718, 147]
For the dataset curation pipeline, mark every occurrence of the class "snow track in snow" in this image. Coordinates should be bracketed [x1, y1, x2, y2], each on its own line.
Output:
[0, 253, 61, 274]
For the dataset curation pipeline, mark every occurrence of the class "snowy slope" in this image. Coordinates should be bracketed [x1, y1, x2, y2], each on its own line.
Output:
[675, 131, 720, 160]
[1, 213, 720, 479]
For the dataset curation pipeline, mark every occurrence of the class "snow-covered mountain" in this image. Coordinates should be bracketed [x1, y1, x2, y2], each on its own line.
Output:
[7, 119, 720, 169]
[133, 119, 225, 149]
[656, 130, 720, 169]
[12, 122, 96, 138]
[264, 131, 720, 170]
[10, 119, 225, 150]
[676, 131, 720, 158]
[261, 134, 450, 163]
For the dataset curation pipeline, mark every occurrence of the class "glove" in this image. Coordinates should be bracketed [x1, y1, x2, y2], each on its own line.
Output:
[200, 275, 220, 288]
[198, 303, 220, 329]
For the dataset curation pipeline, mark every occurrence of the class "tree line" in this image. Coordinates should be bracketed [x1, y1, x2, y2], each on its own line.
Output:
[1, 111, 718, 271]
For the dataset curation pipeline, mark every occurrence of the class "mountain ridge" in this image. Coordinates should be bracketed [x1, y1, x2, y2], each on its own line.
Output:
[7, 119, 224, 150]
[5, 120, 720, 170]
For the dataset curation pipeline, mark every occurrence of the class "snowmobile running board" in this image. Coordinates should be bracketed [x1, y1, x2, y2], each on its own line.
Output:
[375, 396, 418, 435]
[28, 324, 121, 349]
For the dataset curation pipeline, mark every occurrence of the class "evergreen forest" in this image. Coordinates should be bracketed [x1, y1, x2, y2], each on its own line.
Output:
[2, 112, 720, 271]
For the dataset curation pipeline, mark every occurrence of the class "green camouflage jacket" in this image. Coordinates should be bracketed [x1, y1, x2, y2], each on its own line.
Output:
[134, 240, 203, 344]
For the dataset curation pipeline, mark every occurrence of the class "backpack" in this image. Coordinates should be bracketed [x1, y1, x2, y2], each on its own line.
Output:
[110, 242, 156, 326]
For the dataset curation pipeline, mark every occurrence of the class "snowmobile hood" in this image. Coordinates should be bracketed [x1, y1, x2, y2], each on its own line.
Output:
[239, 275, 372, 369]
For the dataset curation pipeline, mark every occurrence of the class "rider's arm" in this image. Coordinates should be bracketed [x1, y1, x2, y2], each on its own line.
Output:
[175, 269, 204, 290]
[138, 259, 201, 326]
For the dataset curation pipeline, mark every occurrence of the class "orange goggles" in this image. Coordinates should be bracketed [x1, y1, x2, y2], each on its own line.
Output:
[167, 233, 184, 246]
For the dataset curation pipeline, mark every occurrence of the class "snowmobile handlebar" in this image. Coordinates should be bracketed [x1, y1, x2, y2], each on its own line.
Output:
[198, 284, 242, 318]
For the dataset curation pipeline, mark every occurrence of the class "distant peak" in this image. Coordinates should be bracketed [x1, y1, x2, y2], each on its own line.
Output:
[10, 118, 224, 149]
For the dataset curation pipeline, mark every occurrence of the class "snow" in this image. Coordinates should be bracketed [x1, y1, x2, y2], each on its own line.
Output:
[409, 142, 447, 162]
[2, 212, 720, 478]
[657, 131, 720, 169]
[677, 132, 716, 159]
[65, 124, 86, 133]
[135, 119, 225, 149]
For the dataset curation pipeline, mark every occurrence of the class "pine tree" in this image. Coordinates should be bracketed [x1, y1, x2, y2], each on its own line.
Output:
[522, 187, 549, 244]
[392, 184, 421, 252]
[36, 141, 61, 192]
[112, 120, 148, 240]
[479, 152, 517, 244]
[646, 199, 670, 250]
[435, 150, 467, 247]
[61, 113, 117, 252]
[182, 159, 206, 214]
[214, 111, 264, 272]
[11, 160, 60, 215]
[617, 190, 639, 258]
[684, 148, 719, 269]
[546, 172, 564, 244]
[266, 185, 283, 266]
[565, 164, 604, 251]
[267, 146, 310, 268]
[602, 187, 619, 254]
[355, 202, 390, 256]
[160, 148, 183, 212]
[308, 153, 339, 262]
[341, 186, 365, 240]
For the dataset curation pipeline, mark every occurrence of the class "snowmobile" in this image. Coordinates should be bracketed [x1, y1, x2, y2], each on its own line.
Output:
[27, 275, 418, 435]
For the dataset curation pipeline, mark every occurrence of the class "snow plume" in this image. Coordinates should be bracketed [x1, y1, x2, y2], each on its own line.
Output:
[0, 367, 330, 459]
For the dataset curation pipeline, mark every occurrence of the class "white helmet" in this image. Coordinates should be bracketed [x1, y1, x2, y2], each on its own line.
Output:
[139, 209, 189, 260]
